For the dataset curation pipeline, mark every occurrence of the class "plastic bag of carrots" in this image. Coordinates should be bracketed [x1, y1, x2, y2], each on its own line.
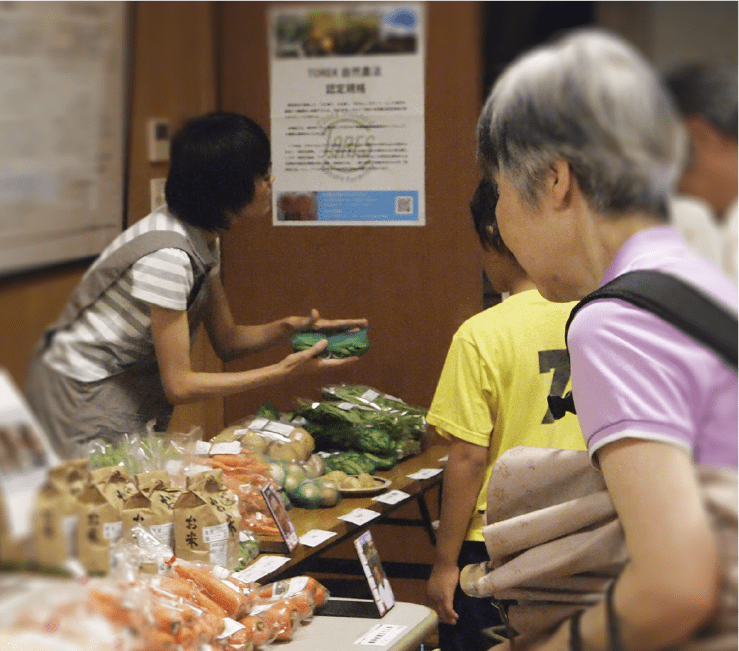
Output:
[237, 576, 330, 642]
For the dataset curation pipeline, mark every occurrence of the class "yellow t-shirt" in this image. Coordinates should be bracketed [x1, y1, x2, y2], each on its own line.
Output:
[427, 289, 585, 541]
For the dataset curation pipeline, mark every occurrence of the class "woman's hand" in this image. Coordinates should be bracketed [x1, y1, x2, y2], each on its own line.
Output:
[288, 308, 368, 333]
[278, 339, 361, 374]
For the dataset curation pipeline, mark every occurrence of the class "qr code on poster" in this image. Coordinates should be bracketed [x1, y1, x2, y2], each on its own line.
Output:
[395, 196, 413, 214]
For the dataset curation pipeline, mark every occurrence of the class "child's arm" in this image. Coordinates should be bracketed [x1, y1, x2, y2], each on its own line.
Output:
[427, 436, 488, 625]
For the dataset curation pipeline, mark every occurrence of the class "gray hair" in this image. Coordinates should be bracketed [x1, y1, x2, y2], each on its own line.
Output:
[477, 29, 687, 216]
[666, 62, 738, 139]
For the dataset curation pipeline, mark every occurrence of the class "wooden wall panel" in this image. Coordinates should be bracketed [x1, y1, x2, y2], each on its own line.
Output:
[219, 1, 484, 423]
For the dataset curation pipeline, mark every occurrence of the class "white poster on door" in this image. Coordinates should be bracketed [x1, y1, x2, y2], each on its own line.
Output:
[269, 3, 425, 226]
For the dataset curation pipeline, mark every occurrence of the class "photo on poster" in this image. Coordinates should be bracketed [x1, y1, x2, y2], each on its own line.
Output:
[269, 3, 426, 226]
[261, 484, 300, 551]
[354, 530, 395, 616]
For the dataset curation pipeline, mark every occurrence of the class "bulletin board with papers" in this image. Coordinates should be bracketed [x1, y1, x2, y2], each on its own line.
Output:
[0, 1, 128, 277]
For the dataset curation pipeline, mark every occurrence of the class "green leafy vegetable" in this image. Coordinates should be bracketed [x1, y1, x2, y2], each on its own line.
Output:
[291, 328, 370, 358]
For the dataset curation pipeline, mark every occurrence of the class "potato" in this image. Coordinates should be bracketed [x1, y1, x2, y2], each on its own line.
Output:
[357, 473, 377, 488]
[317, 485, 341, 507]
[322, 470, 348, 485]
[303, 454, 325, 478]
[343, 476, 361, 490]
[267, 441, 302, 463]
[289, 427, 315, 459]
[239, 430, 269, 453]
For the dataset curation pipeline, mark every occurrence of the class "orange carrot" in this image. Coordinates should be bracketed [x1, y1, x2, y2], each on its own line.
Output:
[151, 602, 184, 633]
[159, 576, 197, 599]
[225, 627, 255, 650]
[259, 601, 300, 641]
[174, 562, 248, 619]
[191, 588, 228, 619]
[142, 628, 178, 651]
[87, 589, 133, 628]
[284, 593, 315, 621]
[238, 614, 275, 647]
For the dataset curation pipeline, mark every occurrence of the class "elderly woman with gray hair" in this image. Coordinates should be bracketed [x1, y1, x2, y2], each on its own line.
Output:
[472, 29, 737, 651]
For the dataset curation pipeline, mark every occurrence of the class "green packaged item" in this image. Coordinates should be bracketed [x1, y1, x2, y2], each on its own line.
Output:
[321, 451, 377, 475]
[291, 328, 370, 358]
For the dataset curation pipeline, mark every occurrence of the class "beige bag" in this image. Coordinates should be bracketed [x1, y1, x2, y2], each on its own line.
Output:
[32, 459, 89, 567]
[173, 469, 239, 570]
[122, 470, 180, 549]
[461, 446, 738, 649]
[76, 466, 136, 574]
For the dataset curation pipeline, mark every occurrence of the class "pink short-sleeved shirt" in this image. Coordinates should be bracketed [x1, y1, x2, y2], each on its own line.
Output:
[568, 227, 738, 470]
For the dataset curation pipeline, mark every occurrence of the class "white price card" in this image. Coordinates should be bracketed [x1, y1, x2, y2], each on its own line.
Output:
[248, 417, 269, 430]
[209, 441, 242, 455]
[372, 490, 410, 505]
[103, 521, 123, 541]
[232, 555, 290, 582]
[339, 508, 381, 526]
[299, 529, 337, 547]
[202, 523, 229, 544]
[217, 618, 246, 639]
[194, 440, 212, 455]
[406, 468, 444, 480]
[354, 624, 408, 646]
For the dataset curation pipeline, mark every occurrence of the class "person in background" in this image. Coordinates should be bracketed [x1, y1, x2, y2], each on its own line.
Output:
[25, 112, 367, 458]
[477, 28, 737, 650]
[666, 62, 738, 281]
[426, 179, 585, 651]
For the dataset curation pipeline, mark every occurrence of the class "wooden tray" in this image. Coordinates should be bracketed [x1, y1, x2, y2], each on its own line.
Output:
[340, 477, 391, 496]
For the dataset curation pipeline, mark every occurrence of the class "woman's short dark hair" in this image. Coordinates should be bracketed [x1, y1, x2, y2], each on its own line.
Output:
[165, 112, 271, 231]
[470, 178, 508, 254]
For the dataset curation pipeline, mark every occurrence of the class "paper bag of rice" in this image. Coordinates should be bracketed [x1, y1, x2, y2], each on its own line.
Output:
[76, 466, 136, 574]
[173, 468, 239, 569]
[122, 470, 180, 550]
[32, 459, 89, 568]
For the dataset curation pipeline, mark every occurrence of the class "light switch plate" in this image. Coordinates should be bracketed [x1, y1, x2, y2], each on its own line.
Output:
[147, 118, 172, 163]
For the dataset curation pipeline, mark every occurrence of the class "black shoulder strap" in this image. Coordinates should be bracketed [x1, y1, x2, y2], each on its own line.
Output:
[549, 270, 738, 420]
[565, 270, 737, 372]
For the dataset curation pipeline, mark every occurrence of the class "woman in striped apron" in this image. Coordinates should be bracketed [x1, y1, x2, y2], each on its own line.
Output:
[25, 112, 367, 458]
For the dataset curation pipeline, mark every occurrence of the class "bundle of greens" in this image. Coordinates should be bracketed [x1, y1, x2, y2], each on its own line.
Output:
[289, 400, 401, 469]
[291, 327, 370, 358]
[321, 384, 430, 455]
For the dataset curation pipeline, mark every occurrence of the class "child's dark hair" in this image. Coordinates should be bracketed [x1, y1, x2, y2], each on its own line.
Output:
[165, 112, 271, 231]
[470, 178, 507, 253]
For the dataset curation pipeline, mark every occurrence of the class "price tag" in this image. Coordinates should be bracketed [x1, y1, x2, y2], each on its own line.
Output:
[202, 523, 229, 543]
[299, 529, 337, 547]
[194, 441, 212, 455]
[248, 417, 269, 430]
[263, 421, 295, 437]
[102, 521, 123, 541]
[232, 555, 290, 582]
[406, 468, 444, 480]
[217, 618, 246, 639]
[209, 441, 242, 455]
[339, 508, 381, 525]
[355, 624, 407, 646]
[372, 490, 410, 505]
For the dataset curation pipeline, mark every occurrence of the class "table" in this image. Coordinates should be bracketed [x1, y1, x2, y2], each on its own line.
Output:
[284, 599, 438, 651]
[247, 443, 447, 584]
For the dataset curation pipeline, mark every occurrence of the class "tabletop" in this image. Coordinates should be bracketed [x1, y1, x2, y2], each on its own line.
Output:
[240, 443, 448, 583]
